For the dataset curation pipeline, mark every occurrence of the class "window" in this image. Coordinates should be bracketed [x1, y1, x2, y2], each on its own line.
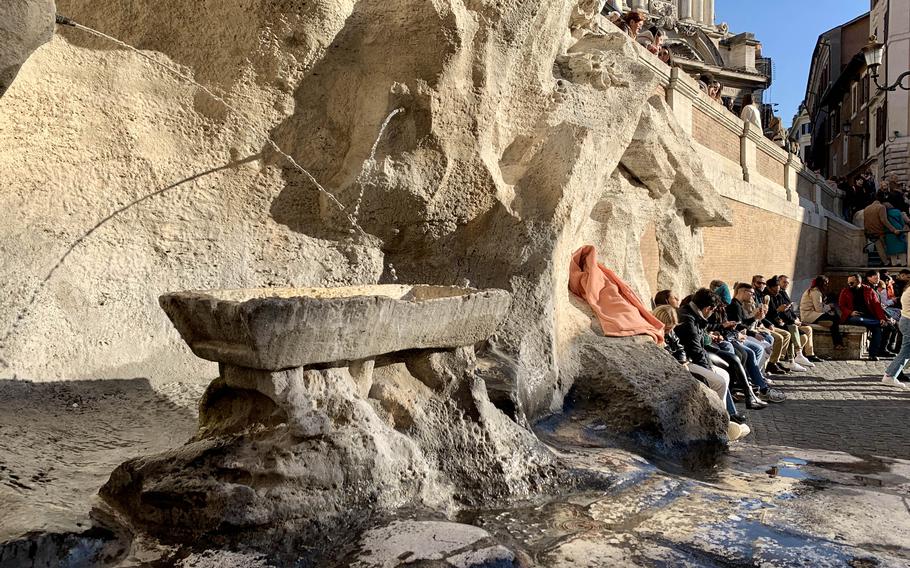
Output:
[832, 151, 838, 175]
[863, 75, 870, 104]
[851, 83, 858, 116]
[831, 106, 841, 138]
[876, 105, 887, 148]
[843, 136, 848, 165]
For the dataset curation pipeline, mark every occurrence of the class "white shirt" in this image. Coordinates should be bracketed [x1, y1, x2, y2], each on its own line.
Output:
[740, 104, 762, 131]
[901, 286, 910, 319]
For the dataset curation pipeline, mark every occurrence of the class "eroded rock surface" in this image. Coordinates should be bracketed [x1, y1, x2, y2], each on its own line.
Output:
[0, 0, 55, 97]
[101, 333, 560, 549]
[552, 336, 728, 457]
[1, 0, 730, 424]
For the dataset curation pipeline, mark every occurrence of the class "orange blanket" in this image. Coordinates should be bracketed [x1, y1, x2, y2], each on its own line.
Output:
[569, 245, 664, 345]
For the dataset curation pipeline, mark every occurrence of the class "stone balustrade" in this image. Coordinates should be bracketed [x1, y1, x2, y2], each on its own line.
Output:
[624, 35, 853, 291]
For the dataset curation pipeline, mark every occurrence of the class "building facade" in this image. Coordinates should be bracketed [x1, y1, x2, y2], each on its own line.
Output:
[804, 13, 873, 180]
[868, 0, 910, 189]
[804, 1, 909, 187]
[788, 105, 812, 163]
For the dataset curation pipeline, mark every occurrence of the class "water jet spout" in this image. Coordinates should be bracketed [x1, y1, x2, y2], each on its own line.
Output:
[55, 14, 77, 27]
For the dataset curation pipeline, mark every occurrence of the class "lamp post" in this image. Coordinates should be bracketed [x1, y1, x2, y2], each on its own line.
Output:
[863, 36, 910, 92]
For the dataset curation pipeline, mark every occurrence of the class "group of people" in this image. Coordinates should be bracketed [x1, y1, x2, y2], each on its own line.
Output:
[651, 271, 910, 442]
[609, 9, 672, 64]
[851, 174, 910, 266]
[605, 8, 767, 134]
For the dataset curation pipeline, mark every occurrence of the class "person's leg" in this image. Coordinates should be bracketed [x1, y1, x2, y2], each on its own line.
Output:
[716, 340, 736, 355]
[799, 325, 815, 356]
[690, 364, 734, 412]
[874, 235, 888, 264]
[847, 316, 883, 357]
[884, 318, 910, 388]
[815, 313, 845, 347]
[881, 324, 896, 354]
[745, 336, 771, 368]
[788, 324, 815, 366]
[736, 340, 770, 390]
[768, 330, 786, 363]
[891, 322, 903, 353]
[712, 349, 764, 408]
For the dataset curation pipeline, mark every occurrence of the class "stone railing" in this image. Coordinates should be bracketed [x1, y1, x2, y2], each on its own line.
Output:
[633, 43, 844, 226]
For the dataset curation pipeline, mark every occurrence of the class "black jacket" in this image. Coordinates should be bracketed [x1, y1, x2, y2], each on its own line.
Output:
[726, 298, 756, 327]
[664, 331, 688, 364]
[675, 302, 712, 369]
[768, 290, 797, 326]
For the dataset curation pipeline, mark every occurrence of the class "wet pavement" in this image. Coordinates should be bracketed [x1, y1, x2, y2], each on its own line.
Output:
[744, 360, 910, 459]
[1, 374, 909, 567]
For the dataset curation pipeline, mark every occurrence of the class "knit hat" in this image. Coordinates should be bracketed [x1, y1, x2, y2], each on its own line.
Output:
[713, 282, 732, 305]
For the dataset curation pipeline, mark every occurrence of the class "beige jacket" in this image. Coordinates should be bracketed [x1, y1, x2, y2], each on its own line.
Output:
[799, 288, 828, 323]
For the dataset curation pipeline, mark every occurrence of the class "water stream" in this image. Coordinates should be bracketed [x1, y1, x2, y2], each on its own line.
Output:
[0, 18, 405, 368]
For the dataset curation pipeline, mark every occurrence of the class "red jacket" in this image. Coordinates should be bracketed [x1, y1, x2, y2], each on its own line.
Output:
[838, 285, 887, 323]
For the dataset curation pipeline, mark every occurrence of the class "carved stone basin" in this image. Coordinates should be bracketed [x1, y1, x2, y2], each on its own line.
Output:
[159, 285, 511, 370]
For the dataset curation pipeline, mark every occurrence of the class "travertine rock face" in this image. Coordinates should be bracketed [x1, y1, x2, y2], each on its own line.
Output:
[0, 1, 730, 421]
[101, 352, 560, 547]
[159, 285, 511, 369]
[0, 0, 54, 97]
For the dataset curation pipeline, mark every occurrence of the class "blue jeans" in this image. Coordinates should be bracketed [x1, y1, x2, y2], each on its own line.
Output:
[733, 340, 770, 390]
[846, 316, 883, 356]
[886, 318, 910, 377]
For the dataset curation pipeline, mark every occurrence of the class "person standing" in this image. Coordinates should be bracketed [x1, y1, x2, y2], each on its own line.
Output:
[739, 94, 762, 131]
[882, 280, 910, 389]
[863, 193, 902, 266]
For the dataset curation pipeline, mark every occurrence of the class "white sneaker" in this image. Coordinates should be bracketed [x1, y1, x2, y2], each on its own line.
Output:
[794, 353, 816, 368]
[882, 375, 909, 389]
[781, 360, 808, 373]
[738, 423, 752, 438]
[728, 422, 743, 441]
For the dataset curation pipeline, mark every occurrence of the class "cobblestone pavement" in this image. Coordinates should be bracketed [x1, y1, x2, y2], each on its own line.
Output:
[743, 360, 910, 459]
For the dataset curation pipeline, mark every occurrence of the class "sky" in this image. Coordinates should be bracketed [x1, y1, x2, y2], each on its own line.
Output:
[715, 0, 870, 128]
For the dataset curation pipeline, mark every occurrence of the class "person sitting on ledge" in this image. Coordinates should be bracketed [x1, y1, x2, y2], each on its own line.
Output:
[653, 304, 750, 441]
[838, 272, 894, 361]
[653, 289, 680, 309]
[725, 283, 774, 366]
[638, 26, 664, 54]
[866, 270, 897, 353]
[726, 283, 786, 402]
[667, 293, 751, 437]
[695, 297, 765, 410]
[799, 275, 846, 351]
[750, 275, 793, 374]
[617, 10, 646, 39]
[766, 276, 821, 368]
[707, 287, 782, 404]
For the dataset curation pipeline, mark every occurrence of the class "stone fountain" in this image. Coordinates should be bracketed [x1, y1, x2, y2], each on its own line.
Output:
[100, 285, 560, 550]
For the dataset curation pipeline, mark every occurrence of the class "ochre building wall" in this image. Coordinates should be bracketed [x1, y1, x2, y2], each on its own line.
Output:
[639, 199, 827, 300]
